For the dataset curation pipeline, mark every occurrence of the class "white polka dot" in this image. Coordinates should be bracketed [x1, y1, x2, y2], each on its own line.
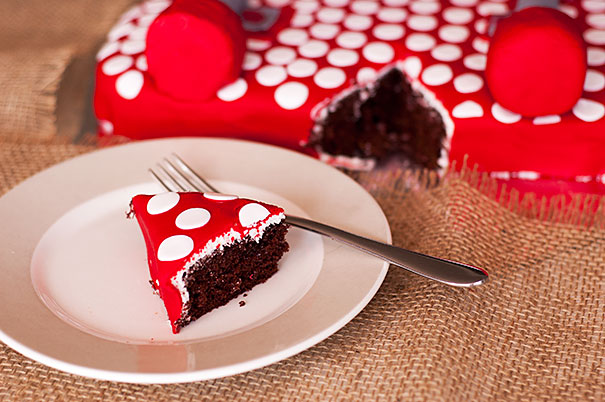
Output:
[336, 31, 368, 48]
[239, 203, 271, 227]
[472, 37, 489, 53]
[293, 0, 320, 13]
[587, 13, 605, 28]
[144, 0, 171, 14]
[98, 119, 114, 135]
[108, 22, 136, 41]
[217, 78, 248, 101]
[96, 41, 119, 61]
[409, 1, 441, 14]
[584, 29, 605, 45]
[477, 1, 509, 16]
[287, 58, 318, 77]
[438, 25, 470, 43]
[356, 67, 377, 83]
[291, 13, 315, 27]
[120, 40, 146, 55]
[243, 52, 262, 71]
[559, 4, 578, 18]
[351, 0, 379, 14]
[203, 193, 238, 201]
[176, 208, 211, 230]
[247, 39, 272, 51]
[317, 7, 346, 23]
[492, 103, 521, 124]
[299, 40, 330, 58]
[453, 73, 483, 93]
[585, 69, 605, 92]
[474, 18, 488, 34]
[129, 26, 148, 41]
[588, 47, 605, 66]
[275, 82, 309, 110]
[463, 53, 487, 70]
[373, 24, 405, 40]
[256, 65, 288, 86]
[147, 192, 180, 215]
[443, 7, 474, 24]
[400, 56, 422, 78]
[405, 33, 436, 51]
[310, 23, 340, 39]
[421, 64, 453, 86]
[383, 0, 409, 6]
[407, 15, 438, 31]
[102, 55, 133, 76]
[327, 48, 360, 67]
[134, 55, 147, 73]
[158, 235, 194, 262]
[325, 0, 350, 6]
[573, 98, 605, 122]
[451, 0, 478, 6]
[431, 44, 462, 61]
[344, 14, 374, 30]
[266, 0, 290, 6]
[265, 46, 297, 65]
[119, 5, 143, 24]
[314, 67, 347, 88]
[532, 115, 561, 125]
[137, 14, 158, 27]
[583, 0, 605, 13]
[116, 70, 144, 100]
[452, 101, 483, 118]
[377, 7, 408, 22]
[278, 28, 309, 46]
[362, 42, 395, 63]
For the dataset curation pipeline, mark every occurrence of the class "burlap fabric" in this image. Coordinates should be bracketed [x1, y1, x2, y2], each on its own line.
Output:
[0, 140, 603, 401]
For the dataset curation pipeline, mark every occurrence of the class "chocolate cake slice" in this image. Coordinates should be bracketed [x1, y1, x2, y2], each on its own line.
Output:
[129, 191, 289, 333]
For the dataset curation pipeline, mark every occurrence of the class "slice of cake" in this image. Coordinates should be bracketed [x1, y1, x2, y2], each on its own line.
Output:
[129, 191, 289, 334]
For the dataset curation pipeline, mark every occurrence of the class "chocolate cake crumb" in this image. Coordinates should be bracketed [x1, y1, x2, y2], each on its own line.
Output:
[239, 301, 246, 307]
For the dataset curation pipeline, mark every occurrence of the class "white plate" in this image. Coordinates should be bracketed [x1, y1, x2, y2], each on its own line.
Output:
[0, 138, 390, 383]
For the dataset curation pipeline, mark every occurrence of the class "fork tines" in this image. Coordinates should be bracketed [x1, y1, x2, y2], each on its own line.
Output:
[150, 154, 217, 194]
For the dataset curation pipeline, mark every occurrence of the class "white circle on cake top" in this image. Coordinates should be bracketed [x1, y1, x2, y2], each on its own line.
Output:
[265, 46, 297, 65]
[255, 65, 288, 87]
[477, 1, 509, 16]
[351, 0, 380, 15]
[176, 208, 211, 230]
[401, 56, 422, 78]
[243, 52, 262, 71]
[362, 42, 395, 63]
[327, 48, 360, 67]
[586, 13, 605, 29]
[102, 55, 133, 76]
[472, 37, 490, 53]
[116, 70, 144, 100]
[239, 203, 271, 227]
[584, 29, 605, 45]
[314, 67, 347, 88]
[299, 40, 330, 58]
[584, 69, 605, 92]
[422, 64, 453, 86]
[443, 7, 474, 24]
[310, 23, 341, 39]
[453, 73, 484, 93]
[278, 28, 309, 46]
[120, 40, 146, 55]
[533, 115, 561, 125]
[474, 18, 488, 35]
[157, 235, 194, 262]
[438, 25, 470, 43]
[451, 0, 478, 6]
[356, 67, 377, 84]
[383, 0, 409, 6]
[377, 7, 408, 23]
[293, 0, 320, 13]
[587, 47, 605, 66]
[559, 4, 578, 18]
[96, 41, 120, 61]
[573, 98, 605, 122]
[129, 26, 148, 41]
[136, 55, 148, 71]
[452, 101, 484, 118]
[324, 0, 350, 6]
[336, 31, 368, 48]
[247, 39, 272, 51]
[491, 103, 522, 124]
[275, 82, 310, 110]
[217, 78, 248, 102]
[147, 192, 180, 215]
[203, 193, 238, 201]
[344, 14, 374, 30]
[463, 53, 487, 71]
[583, 0, 605, 13]
[409, 1, 441, 15]
[287, 58, 318, 77]
[317, 7, 346, 23]
[138, 14, 158, 27]
[98, 119, 114, 135]
[108, 22, 136, 42]
[431, 44, 462, 61]
[407, 15, 438, 31]
[373, 24, 405, 41]
[291, 13, 315, 27]
[405, 33, 436, 51]
[144, 0, 171, 14]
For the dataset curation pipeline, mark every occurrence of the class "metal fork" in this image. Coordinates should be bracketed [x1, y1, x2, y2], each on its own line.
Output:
[149, 154, 488, 287]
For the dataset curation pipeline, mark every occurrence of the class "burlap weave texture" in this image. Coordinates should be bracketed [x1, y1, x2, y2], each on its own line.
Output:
[0, 141, 603, 401]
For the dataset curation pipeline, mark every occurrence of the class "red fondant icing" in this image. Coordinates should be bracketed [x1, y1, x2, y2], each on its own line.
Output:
[130, 192, 285, 333]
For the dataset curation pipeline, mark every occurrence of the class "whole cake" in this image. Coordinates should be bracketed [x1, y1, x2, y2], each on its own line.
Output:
[129, 191, 289, 333]
[95, 0, 605, 189]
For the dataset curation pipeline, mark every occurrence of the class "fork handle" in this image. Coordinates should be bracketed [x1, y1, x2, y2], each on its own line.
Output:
[285, 215, 488, 287]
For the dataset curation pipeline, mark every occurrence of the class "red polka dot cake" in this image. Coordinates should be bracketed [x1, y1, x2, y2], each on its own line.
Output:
[95, 0, 605, 191]
[129, 191, 290, 333]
